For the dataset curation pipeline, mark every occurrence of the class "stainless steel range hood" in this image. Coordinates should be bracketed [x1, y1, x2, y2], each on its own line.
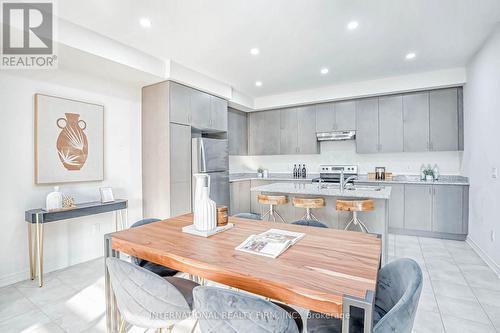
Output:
[316, 130, 356, 141]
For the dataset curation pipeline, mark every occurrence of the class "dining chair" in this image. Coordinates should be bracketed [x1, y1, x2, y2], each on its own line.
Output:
[194, 286, 303, 333]
[130, 218, 179, 277]
[232, 212, 262, 220]
[291, 219, 328, 228]
[106, 257, 199, 333]
[307, 258, 423, 333]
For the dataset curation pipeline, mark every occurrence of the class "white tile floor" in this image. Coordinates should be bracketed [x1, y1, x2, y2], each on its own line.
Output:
[1, 234, 499, 333]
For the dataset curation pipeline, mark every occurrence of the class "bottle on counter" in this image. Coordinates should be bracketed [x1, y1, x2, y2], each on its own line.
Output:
[302, 164, 307, 178]
[293, 164, 297, 178]
[297, 164, 302, 178]
[433, 164, 440, 180]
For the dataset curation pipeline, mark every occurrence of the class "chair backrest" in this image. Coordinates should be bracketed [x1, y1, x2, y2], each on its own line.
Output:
[373, 258, 423, 333]
[194, 286, 300, 333]
[106, 258, 192, 329]
[291, 220, 328, 228]
[232, 212, 262, 221]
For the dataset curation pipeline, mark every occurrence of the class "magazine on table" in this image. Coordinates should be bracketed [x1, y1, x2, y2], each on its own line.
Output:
[235, 228, 305, 258]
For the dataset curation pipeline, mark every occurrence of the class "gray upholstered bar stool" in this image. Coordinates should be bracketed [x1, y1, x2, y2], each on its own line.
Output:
[336, 199, 374, 233]
[307, 258, 423, 333]
[106, 258, 198, 333]
[258, 194, 288, 223]
[291, 219, 328, 228]
[292, 197, 325, 221]
[194, 286, 303, 333]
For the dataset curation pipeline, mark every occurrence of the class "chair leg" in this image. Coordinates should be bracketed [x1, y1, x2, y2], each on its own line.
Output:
[344, 216, 355, 230]
[354, 214, 370, 233]
[309, 211, 320, 221]
[274, 210, 286, 223]
[118, 319, 126, 333]
[189, 318, 199, 333]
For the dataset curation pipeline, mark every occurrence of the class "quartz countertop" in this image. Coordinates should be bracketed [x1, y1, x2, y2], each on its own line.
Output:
[250, 182, 392, 200]
[230, 173, 469, 186]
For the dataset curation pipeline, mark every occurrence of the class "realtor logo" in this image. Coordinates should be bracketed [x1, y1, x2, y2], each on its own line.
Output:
[1, 1, 57, 69]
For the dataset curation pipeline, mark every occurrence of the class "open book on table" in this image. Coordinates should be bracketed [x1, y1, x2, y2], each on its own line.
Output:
[235, 229, 305, 258]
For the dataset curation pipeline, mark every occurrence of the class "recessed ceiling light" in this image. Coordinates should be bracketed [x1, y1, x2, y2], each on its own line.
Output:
[140, 17, 152, 28]
[405, 52, 416, 60]
[320, 68, 329, 75]
[250, 48, 260, 55]
[255, 81, 262, 87]
[347, 21, 359, 30]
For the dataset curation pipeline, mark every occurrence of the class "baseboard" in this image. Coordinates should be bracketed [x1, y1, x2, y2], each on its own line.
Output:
[466, 236, 500, 278]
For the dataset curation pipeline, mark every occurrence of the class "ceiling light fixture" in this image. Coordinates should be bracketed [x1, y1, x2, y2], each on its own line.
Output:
[140, 17, 152, 28]
[347, 21, 359, 30]
[255, 81, 262, 87]
[250, 48, 260, 55]
[320, 68, 329, 75]
[405, 52, 416, 60]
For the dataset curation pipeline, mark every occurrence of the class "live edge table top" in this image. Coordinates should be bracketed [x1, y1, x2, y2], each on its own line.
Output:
[110, 213, 382, 316]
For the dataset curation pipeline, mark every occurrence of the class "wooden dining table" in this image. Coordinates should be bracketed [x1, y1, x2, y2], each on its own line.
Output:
[104, 214, 382, 333]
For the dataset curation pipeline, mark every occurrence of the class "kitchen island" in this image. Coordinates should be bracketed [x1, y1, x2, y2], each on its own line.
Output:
[251, 182, 392, 263]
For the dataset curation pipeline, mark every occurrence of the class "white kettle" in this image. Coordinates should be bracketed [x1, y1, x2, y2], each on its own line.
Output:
[193, 174, 217, 231]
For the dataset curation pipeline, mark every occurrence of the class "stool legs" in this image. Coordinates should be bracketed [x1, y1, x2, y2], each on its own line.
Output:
[302, 208, 320, 221]
[262, 204, 286, 223]
[344, 211, 370, 233]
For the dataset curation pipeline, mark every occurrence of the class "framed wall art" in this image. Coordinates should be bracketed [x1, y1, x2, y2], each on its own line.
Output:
[35, 94, 104, 184]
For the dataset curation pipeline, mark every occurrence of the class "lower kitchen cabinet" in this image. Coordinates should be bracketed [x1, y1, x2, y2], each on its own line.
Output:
[388, 184, 405, 229]
[404, 185, 433, 231]
[230, 181, 251, 215]
[432, 185, 466, 234]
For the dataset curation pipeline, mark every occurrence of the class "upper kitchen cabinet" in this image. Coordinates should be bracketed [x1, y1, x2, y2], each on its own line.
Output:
[315, 103, 335, 132]
[403, 92, 430, 152]
[210, 95, 228, 131]
[169, 82, 191, 125]
[429, 88, 459, 151]
[190, 88, 212, 129]
[315, 101, 355, 132]
[248, 110, 281, 155]
[378, 95, 404, 153]
[228, 109, 248, 155]
[356, 98, 379, 153]
[335, 100, 356, 130]
[297, 106, 319, 153]
[280, 108, 299, 154]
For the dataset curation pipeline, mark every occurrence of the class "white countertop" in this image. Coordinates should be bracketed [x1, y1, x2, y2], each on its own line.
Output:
[250, 182, 392, 200]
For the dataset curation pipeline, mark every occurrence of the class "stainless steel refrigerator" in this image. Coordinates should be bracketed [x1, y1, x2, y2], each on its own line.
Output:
[192, 137, 230, 209]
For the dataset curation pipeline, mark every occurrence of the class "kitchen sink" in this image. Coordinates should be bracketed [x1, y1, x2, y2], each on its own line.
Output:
[345, 185, 383, 191]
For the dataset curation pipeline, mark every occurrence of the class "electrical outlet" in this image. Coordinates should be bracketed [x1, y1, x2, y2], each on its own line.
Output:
[492, 167, 498, 179]
[491, 230, 496, 242]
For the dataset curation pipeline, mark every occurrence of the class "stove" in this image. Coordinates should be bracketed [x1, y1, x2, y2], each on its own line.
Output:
[312, 164, 359, 183]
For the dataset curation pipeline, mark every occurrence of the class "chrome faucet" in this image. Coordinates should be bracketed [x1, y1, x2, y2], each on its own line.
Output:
[339, 170, 357, 193]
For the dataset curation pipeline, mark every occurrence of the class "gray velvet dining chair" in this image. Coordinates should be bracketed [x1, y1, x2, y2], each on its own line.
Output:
[307, 258, 423, 333]
[194, 286, 303, 333]
[130, 218, 179, 277]
[106, 257, 199, 333]
[232, 212, 262, 220]
[291, 219, 328, 228]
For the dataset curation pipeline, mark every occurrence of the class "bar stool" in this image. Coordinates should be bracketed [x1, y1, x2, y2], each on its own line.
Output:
[258, 194, 288, 223]
[292, 197, 325, 221]
[336, 199, 374, 233]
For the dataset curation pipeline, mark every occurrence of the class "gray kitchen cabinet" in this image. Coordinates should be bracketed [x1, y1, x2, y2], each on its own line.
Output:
[248, 111, 281, 155]
[378, 95, 404, 153]
[228, 109, 248, 155]
[356, 98, 379, 153]
[458, 87, 464, 150]
[210, 95, 228, 131]
[432, 185, 464, 234]
[190, 88, 211, 129]
[280, 108, 299, 154]
[169, 123, 192, 216]
[429, 88, 458, 151]
[404, 184, 432, 231]
[230, 181, 251, 215]
[403, 92, 430, 152]
[315, 103, 335, 132]
[388, 183, 405, 229]
[335, 100, 356, 130]
[169, 82, 191, 125]
[297, 106, 319, 154]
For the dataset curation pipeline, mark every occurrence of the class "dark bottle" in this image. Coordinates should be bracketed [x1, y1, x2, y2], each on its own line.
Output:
[293, 164, 297, 178]
[297, 164, 302, 178]
[302, 164, 307, 178]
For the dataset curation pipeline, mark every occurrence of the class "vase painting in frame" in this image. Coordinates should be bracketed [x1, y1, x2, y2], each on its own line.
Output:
[35, 94, 104, 184]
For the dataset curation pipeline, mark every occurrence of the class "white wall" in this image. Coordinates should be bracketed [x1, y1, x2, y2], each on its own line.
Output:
[0, 70, 142, 287]
[230, 141, 463, 176]
[463, 25, 500, 273]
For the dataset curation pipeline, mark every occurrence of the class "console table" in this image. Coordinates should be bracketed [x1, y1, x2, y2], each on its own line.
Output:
[25, 199, 128, 287]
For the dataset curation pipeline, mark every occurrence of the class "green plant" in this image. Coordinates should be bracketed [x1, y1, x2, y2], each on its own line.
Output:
[423, 168, 434, 177]
[257, 167, 264, 174]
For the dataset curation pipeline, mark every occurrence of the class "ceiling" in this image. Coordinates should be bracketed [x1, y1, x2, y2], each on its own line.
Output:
[58, 0, 500, 98]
